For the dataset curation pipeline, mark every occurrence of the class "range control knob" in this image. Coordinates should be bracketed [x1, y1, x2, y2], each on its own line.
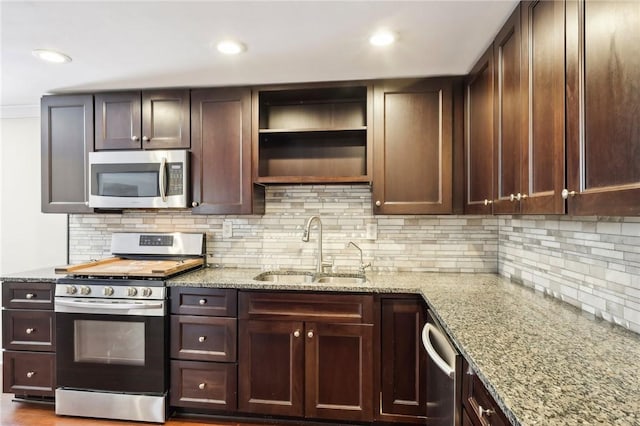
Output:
[80, 286, 91, 296]
[141, 288, 153, 298]
[66, 285, 77, 295]
[127, 287, 138, 297]
[103, 286, 115, 297]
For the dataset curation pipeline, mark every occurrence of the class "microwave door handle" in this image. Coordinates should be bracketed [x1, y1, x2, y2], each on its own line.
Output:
[159, 157, 168, 202]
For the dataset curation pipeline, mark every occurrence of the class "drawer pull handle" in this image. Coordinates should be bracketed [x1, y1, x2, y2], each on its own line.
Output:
[198, 336, 206, 343]
[198, 383, 206, 390]
[199, 299, 207, 305]
[307, 330, 314, 338]
[479, 405, 495, 418]
[293, 330, 300, 338]
[26, 328, 35, 334]
[26, 371, 35, 378]
[25, 293, 35, 299]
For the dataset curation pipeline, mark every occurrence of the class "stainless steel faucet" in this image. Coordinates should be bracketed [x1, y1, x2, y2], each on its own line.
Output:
[348, 241, 371, 274]
[302, 216, 332, 272]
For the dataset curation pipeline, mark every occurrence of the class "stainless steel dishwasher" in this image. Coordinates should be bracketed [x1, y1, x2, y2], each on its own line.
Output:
[422, 310, 461, 426]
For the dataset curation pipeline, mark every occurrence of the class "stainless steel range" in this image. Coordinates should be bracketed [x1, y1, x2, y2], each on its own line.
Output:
[54, 232, 205, 423]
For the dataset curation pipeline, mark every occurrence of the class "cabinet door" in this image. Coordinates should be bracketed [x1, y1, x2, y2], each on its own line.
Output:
[191, 88, 260, 214]
[520, 0, 566, 214]
[493, 5, 522, 214]
[464, 45, 495, 214]
[305, 322, 373, 422]
[41, 94, 93, 213]
[462, 360, 509, 426]
[95, 92, 141, 150]
[142, 89, 190, 149]
[170, 360, 237, 411]
[238, 320, 304, 417]
[170, 315, 236, 362]
[2, 310, 55, 352]
[566, 0, 640, 215]
[373, 78, 453, 214]
[379, 298, 427, 422]
[3, 351, 55, 397]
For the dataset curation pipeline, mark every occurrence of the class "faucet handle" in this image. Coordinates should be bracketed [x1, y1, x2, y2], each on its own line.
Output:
[321, 259, 334, 273]
[360, 262, 372, 274]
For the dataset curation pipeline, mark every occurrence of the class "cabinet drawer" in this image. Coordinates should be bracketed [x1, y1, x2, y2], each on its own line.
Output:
[3, 351, 55, 397]
[171, 288, 237, 316]
[462, 362, 509, 426]
[239, 291, 374, 324]
[170, 360, 237, 411]
[171, 316, 236, 362]
[2, 310, 55, 351]
[2, 282, 54, 310]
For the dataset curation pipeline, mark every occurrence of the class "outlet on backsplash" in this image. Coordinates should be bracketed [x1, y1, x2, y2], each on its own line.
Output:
[366, 222, 377, 240]
[222, 220, 233, 239]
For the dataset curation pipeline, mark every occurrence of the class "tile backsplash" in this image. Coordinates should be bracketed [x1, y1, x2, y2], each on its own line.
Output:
[68, 185, 498, 273]
[499, 216, 640, 334]
[68, 186, 640, 334]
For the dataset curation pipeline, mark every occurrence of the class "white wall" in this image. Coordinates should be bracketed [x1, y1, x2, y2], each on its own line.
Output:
[0, 107, 67, 275]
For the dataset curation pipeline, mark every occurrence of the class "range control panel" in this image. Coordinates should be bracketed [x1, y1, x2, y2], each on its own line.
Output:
[139, 235, 174, 247]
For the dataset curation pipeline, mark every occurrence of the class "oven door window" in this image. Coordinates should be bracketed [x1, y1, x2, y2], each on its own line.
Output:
[75, 320, 145, 366]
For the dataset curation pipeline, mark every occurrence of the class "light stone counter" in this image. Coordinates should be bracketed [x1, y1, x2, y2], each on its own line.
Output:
[0, 267, 61, 283]
[169, 267, 640, 426]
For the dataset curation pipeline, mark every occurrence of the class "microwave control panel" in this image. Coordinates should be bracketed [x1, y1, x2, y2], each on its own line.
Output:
[167, 163, 184, 195]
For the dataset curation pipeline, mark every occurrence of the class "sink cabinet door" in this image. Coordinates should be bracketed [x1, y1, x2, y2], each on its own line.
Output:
[238, 319, 304, 417]
[305, 322, 374, 422]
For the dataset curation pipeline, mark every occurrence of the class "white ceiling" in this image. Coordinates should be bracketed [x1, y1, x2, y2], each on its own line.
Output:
[0, 0, 518, 108]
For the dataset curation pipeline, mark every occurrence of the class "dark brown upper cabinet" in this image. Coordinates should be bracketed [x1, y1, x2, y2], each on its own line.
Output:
[493, 4, 523, 215]
[566, 0, 640, 215]
[373, 78, 454, 214]
[252, 83, 372, 184]
[94, 90, 190, 150]
[191, 88, 264, 215]
[464, 45, 495, 214]
[41, 94, 94, 213]
[520, 0, 566, 214]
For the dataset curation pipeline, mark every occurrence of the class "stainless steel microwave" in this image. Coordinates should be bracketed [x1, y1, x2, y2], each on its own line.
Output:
[88, 150, 189, 209]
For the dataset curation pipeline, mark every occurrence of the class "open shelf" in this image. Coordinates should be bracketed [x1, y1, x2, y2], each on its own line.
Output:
[255, 85, 370, 183]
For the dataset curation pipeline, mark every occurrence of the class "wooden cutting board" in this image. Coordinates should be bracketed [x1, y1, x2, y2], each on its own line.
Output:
[55, 257, 204, 278]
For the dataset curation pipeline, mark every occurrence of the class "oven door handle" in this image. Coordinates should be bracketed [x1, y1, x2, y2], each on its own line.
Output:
[55, 299, 163, 311]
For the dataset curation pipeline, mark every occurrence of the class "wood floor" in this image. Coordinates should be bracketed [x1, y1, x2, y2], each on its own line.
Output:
[0, 393, 286, 426]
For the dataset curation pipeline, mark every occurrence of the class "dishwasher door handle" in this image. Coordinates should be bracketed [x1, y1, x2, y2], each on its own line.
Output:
[422, 323, 456, 379]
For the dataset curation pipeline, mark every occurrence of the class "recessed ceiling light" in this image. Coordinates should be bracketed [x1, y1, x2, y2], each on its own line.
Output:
[32, 49, 72, 64]
[216, 40, 246, 55]
[369, 30, 396, 47]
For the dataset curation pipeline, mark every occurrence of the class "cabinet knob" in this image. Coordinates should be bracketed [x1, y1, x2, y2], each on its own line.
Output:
[478, 405, 495, 418]
[198, 383, 206, 390]
[509, 194, 516, 202]
[483, 199, 493, 206]
[198, 336, 206, 343]
[25, 293, 35, 299]
[26, 328, 35, 334]
[561, 189, 577, 199]
[375, 200, 381, 207]
[131, 136, 139, 142]
[26, 371, 35, 378]
[142, 136, 150, 142]
[192, 201, 199, 207]
[293, 330, 300, 338]
[199, 298, 207, 305]
[307, 330, 314, 338]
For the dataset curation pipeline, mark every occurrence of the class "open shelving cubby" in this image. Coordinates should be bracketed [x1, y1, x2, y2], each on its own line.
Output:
[255, 85, 370, 183]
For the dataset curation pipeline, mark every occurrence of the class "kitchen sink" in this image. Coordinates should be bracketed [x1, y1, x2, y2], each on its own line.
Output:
[253, 271, 314, 283]
[314, 274, 368, 284]
[253, 271, 367, 285]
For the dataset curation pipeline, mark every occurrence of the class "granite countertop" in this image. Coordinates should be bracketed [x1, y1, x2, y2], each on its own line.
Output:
[169, 267, 640, 426]
[3, 266, 639, 425]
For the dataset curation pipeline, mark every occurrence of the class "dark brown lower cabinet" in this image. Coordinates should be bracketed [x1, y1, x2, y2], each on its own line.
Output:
[462, 359, 509, 426]
[170, 288, 238, 413]
[238, 291, 374, 422]
[377, 296, 427, 423]
[1, 281, 56, 399]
